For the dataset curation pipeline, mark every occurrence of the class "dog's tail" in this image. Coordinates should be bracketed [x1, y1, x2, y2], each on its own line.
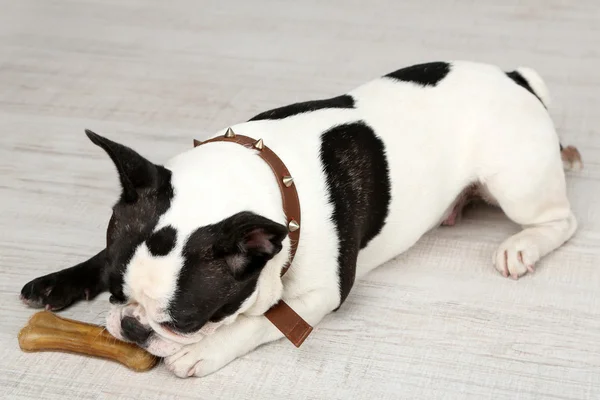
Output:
[512, 66, 551, 108]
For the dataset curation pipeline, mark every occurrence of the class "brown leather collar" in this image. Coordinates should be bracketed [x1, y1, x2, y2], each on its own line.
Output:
[194, 128, 312, 347]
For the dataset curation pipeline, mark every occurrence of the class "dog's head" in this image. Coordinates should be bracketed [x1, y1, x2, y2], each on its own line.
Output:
[86, 130, 288, 355]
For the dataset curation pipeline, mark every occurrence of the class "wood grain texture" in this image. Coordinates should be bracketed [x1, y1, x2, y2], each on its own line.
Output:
[1, 0, 599, 399]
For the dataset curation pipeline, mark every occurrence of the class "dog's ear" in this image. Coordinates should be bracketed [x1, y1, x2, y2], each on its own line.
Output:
[85, 130, 165, 203]
[214, 212, 288, 280]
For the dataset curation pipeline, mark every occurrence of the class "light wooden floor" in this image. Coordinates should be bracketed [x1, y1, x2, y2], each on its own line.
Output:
[1, 1, 599, 399]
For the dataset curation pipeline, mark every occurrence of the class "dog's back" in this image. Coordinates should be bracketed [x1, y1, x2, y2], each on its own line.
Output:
[215, 62, 572, 296]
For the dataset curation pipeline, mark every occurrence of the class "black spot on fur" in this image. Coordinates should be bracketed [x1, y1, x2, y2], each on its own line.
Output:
[167, 212, 286, 334]
[506, 71, 544, 106]
[384, 62, 451, 87]
[146, 226, 177, 256]
[320, 121, 391, 304]
[249, 95, 355, 121]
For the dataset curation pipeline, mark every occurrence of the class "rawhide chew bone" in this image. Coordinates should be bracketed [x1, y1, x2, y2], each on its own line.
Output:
[18, 311, 158, 372]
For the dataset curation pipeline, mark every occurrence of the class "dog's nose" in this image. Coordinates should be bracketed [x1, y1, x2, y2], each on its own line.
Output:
[121, 316, 152, 344]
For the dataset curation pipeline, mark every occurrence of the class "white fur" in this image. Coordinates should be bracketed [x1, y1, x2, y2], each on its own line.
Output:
[123, 244, 182, 317]
[105, 61, 577, 378]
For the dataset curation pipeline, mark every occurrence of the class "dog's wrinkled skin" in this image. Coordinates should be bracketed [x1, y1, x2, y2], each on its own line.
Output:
[21, 61, 581, 378]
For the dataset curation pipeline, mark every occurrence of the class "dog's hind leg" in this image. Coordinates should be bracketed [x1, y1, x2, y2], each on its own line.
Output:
[483, 128, 577, 279]
[443, 143, 582, 228]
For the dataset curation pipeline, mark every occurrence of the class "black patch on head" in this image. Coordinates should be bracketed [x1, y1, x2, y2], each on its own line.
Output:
[384, 62, 451, 87]
[20, 131, 176, 312]
[167, 212, 287, 334]
[146, 226, 177, 256]
[105, 182, 174, 300]
[249, 95, 355, 121]
[320, 121, 391, 304]
[86, 131, 175, 302]
[506, 71, 545, 107]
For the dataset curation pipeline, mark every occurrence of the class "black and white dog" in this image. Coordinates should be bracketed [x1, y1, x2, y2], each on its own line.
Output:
[21, 61, 582, 378]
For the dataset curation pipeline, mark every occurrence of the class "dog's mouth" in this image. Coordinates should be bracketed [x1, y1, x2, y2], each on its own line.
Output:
[109, 299, 222, 348]
[145, 319, 205, 346]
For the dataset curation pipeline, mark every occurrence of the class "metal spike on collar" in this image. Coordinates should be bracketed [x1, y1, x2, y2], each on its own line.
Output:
[254, 138, 264, 150]
[288, 219, 300, 232]
[282, 176, 294, 187]
[224, 127, 236, 138]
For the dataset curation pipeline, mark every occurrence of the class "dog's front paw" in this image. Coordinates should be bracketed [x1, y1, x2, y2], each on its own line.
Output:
[493, 235, 540, 279]
[20, 270, 102, 311]
[165, 340, 235, 378]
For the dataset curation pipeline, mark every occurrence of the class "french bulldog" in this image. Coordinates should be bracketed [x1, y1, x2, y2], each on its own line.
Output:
[20, 61, 582, 378]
